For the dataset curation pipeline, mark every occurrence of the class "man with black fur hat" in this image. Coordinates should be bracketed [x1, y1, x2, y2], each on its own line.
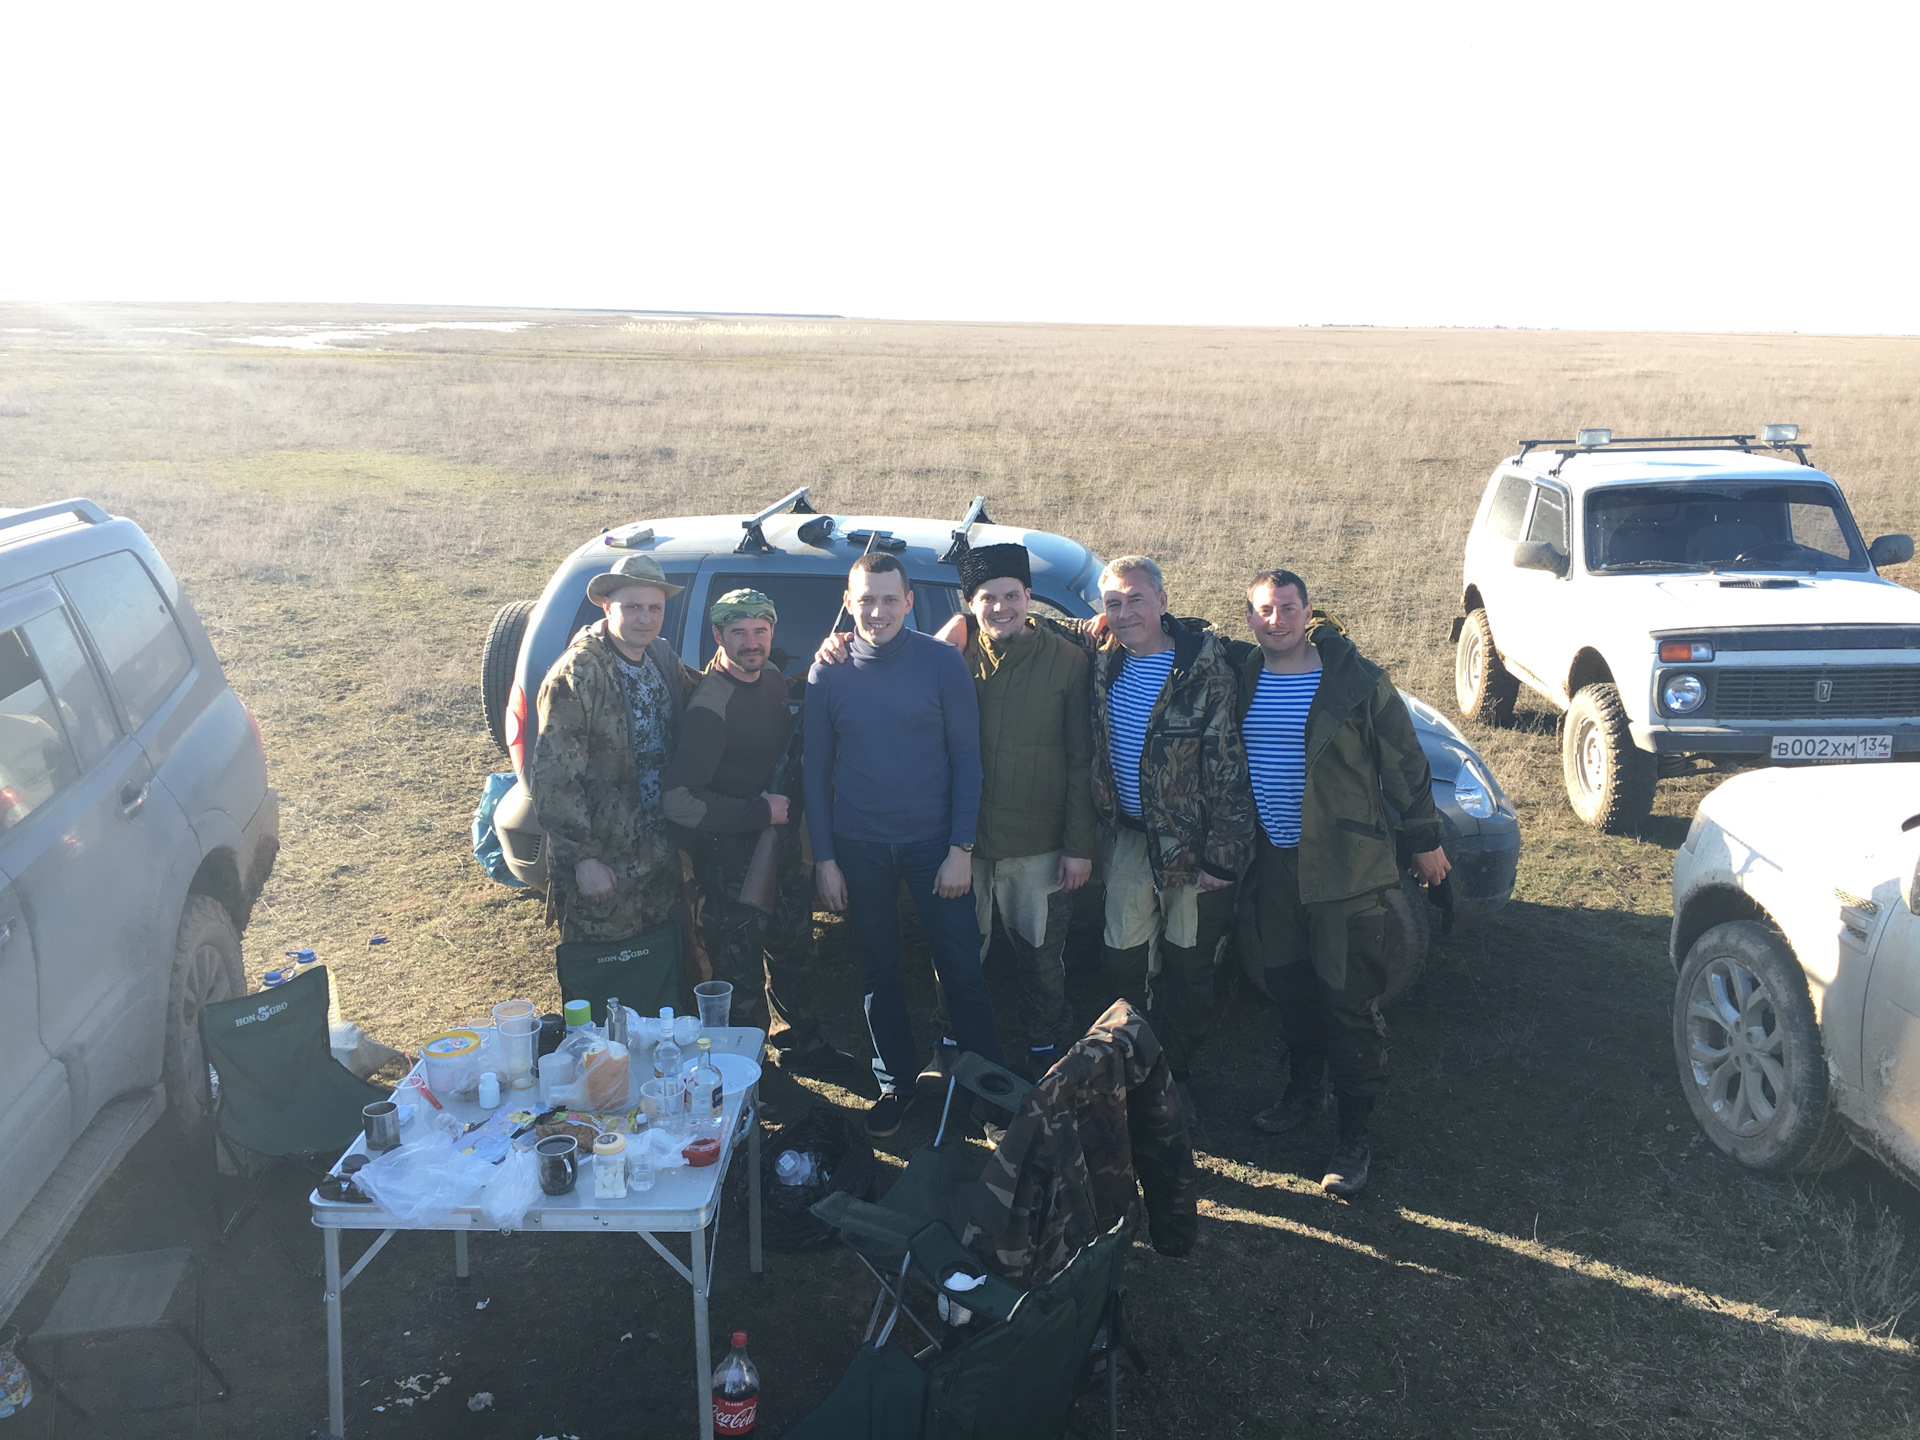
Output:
[934, 542, 1097, 1083]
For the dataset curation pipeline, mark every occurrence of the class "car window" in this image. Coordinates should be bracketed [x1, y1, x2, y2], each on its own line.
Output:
[0, 626, 79, 835]
[1788, 502, 1853, 565]
[1526, 487, 1569, 552]
[58, 552, 193, 731]
[1486, 475, 1531, 541]
[23, 609, 118, 770]
[1582, 482, 1869, 573]
[914, 583, 964, 637]
[697, 573, 855, 678]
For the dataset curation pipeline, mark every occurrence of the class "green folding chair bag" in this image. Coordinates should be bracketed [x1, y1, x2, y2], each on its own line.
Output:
[555, 922, 683, 1023]
[776, 1341, 926, 1440]
[199, 967, 387, 1157]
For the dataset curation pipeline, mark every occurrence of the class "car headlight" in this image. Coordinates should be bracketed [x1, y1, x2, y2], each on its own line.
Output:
[1663, 673, 1705, 714]
[1453, 759, 1496, 819]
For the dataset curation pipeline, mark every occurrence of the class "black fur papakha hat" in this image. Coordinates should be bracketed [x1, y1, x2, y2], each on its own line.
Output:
[957, 542, 1032, 598]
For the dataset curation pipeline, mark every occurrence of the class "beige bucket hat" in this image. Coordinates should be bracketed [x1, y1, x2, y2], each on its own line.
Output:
[587, 553, 685, 604]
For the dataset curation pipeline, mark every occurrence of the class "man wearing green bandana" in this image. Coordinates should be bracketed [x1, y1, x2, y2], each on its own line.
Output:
[662, 589, 856, 1075]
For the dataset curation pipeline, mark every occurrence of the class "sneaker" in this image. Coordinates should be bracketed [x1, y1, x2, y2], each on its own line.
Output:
[1321, 1132, 1371, 1198]
[775, 1037, 864, 1079]
[1175, 1080, 1200, 1134]
[865, 1091, 916, 1140]
[1250, 1083, 1326, 1135]
[916, 1041, 958, 1096]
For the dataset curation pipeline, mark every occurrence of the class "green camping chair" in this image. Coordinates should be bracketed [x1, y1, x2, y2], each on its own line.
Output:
[554, 922, 683, 1023]
[779, 1216, 1138, 1440]
[199, 966, 388, 1236]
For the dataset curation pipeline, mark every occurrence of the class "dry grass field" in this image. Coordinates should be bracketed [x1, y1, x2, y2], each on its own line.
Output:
[3, 303, 1920, 1437]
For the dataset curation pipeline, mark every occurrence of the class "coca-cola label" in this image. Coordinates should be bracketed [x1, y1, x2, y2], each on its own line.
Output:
[713, 1391, 757, 1432]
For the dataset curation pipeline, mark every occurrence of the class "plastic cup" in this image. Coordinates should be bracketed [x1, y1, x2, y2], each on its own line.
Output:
[498, 1013, 540, 1086]
[694, 981, 733, 1031]
[672, 1013, 700, 1049]
[640, 1077, 687, 1134]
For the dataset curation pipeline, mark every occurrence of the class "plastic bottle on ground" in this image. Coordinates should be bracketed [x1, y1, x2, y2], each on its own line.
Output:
[711, 1331, 759, 1434]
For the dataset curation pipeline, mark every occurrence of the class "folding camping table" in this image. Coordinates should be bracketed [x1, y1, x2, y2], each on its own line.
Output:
[310, 1026, 764, 1439]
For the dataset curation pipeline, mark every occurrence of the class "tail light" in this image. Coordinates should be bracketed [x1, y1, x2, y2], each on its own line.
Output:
[505, 681, 528, 777]
[243, 702, 264, 755]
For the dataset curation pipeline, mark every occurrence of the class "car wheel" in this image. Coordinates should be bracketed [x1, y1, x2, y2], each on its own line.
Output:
[163, 895, 246, 1127]
[1378, 869, 1432, 1008]
[481, 599, 535, 754]
[1454, 609, 1518, 726]
[1673, 921, 1853, 1174]
[1561, 683, 1656, 833]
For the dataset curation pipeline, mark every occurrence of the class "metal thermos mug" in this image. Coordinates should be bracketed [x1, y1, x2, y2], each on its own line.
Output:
[362, 1101, 402, 1153]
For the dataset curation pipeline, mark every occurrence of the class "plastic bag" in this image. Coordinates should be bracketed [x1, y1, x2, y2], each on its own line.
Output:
[480, 1147, 542, 1231]
[471, 772, 526, 887]
[352, 1133, 492, 1224]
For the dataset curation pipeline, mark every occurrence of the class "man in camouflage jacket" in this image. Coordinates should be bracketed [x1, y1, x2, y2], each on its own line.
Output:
[533, 554, 694, 945]
[964, 999, 1197, 1284]
[1083, 556, 1256, 1125]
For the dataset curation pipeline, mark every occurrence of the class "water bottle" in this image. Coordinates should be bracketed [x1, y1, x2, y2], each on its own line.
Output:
[652, 1007, 682, 1081]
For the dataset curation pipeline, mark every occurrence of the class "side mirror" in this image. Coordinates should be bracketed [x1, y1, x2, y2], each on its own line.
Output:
[1869, 533, 1914, 568]
[1513, 540, 1569, 577]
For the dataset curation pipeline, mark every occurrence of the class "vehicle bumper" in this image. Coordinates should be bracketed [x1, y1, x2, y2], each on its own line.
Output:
[1631, 723, 1920, 756]
[1437, 823, 1520, 922]
[241, 785, 279, 908]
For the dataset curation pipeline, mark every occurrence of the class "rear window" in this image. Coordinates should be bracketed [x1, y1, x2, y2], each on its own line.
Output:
[1526, 487, 1569, 552]
[24, 609, 118, 769]
[1486, 475, 1531, 541]
[59, 552, 193, 731]
[697, 574, 855, 678]
[566, 566, 697, 653]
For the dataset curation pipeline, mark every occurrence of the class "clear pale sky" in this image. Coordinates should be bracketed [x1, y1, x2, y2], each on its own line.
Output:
[6, 2, 1916, 332]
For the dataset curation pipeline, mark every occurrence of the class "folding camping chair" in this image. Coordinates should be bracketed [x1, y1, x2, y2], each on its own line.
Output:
[199, 966, 389, 1237]
[554, 921, 682, 1023]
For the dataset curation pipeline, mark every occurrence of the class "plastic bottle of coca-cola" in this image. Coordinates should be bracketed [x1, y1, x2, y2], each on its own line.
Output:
[711, 1330, 760, 1434]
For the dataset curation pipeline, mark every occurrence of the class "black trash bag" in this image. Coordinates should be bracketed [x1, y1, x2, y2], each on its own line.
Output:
[758, 1105, 878, 1251]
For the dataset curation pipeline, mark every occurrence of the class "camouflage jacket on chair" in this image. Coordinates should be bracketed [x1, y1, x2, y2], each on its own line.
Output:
[532, 621, 695, 941]
[964, 1000, 1198, 1284]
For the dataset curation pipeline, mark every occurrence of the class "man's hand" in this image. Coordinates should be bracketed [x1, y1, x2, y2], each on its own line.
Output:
[934, 846, 973, 899]
[762, 793, 790, 825]
[1411, 847, 1451, 886]
[815, 859, 847, 912]
[933, 614, 969, 649]
[1085, 613, 1109, 642]
[1058, 855, 1092, 893]
[575, 857, 616, 899]
[1196, 870, 1234, 892]
[814, 632, 853, 665]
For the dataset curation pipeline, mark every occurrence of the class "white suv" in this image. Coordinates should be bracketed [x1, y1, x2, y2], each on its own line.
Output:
[1451, 428, 1919, 831]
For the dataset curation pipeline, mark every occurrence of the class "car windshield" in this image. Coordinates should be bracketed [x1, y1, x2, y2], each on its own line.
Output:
[1583, 482, 1869, 574]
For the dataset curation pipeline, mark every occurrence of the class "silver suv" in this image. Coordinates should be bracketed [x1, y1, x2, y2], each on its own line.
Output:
[0, 500, 278, 1321]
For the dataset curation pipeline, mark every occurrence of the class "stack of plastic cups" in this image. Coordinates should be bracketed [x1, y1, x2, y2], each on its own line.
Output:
[493, 1000, 539, 1094]
[694, 981, 733, 1037]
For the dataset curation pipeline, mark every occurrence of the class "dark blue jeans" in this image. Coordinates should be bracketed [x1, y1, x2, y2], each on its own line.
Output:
[834, 835, 1005, 1094]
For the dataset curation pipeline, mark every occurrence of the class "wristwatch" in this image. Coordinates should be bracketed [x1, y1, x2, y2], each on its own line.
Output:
[957, 843, 974, 853]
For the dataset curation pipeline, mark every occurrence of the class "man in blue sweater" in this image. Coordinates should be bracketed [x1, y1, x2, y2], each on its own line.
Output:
[805, 552, 1006, 1137]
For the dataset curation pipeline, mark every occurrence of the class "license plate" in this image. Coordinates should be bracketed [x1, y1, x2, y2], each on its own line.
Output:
[1770, 734, 1894, 761]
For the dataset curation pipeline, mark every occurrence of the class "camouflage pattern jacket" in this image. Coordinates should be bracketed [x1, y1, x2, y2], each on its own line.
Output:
[964, 1000, 1198, 1284]
[532, 622, 693, 941]
[1089, 615, 1256, 889]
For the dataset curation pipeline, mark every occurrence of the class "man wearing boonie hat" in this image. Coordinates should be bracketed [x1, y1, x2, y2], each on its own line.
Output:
[662, 589, 859, 1076]
[533, 553, 696, 945]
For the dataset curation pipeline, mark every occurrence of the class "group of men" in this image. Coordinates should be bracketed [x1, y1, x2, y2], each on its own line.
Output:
[532, 540, 1447, 1198]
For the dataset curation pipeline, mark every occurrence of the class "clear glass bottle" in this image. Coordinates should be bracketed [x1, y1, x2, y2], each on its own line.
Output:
[687, 1038, 723, 1124]
[652, 1006, 682, 1081]
[604, 995, 628, 1046]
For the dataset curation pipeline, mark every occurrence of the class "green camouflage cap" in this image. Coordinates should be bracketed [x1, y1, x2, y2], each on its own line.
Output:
[709, 588, 778, 627]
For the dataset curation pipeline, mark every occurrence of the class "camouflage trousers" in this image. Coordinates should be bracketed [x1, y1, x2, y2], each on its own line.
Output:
[690, 829, 822, 1052]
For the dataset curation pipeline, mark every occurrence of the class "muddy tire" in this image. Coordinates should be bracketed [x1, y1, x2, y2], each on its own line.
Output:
[163, 895, 246, 1126]
[1673, 921, 1853, 1175]
[1454, 609, 1518, 726]
[481, 600, 535, 754]
[1379, 869, 1433, 1009]
[1561, 683, 1656, 833]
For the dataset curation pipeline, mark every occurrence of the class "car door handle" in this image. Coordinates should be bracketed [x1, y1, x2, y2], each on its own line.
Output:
[118, 780, 151, 819]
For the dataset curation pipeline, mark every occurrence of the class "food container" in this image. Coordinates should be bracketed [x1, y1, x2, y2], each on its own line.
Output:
[421, 1030, 484, 1100]
[682, 1135, 722, 1167]
[593, 1132, 628, 1199]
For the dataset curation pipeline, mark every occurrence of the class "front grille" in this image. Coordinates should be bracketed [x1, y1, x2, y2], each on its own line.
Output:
[1714, 667, 1920, 720]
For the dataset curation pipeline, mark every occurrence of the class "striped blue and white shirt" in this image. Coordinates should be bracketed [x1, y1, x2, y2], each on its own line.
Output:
[1242, 667, 1321, 846]
[1106, 650, 1176, 818]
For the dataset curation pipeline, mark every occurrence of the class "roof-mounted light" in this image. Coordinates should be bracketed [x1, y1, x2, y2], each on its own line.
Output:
[1576, 428, 1612, 447]
[1761, 424, 1799, 443]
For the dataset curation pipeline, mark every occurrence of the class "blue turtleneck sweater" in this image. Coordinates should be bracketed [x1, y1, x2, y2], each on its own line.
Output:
[803, 627, 982, 863]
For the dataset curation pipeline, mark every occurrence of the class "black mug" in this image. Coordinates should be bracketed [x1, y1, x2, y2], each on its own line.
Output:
[536, 1134, 579, 1196]
[536, 1013, 566, 1058]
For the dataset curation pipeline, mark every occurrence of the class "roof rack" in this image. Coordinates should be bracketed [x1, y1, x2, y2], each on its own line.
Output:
[735, 485, 818, 555]
[0, 498, 109, 538]
[1518, 429, 1812, 475]
[939, 495, 993, 564]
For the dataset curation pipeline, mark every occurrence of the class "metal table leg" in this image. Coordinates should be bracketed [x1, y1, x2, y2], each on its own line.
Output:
[747, 1089, 763, 1275]
[453, 1229, 469, 1282]
[324, 1228, 345, 1438]
[692, 1221, 713, 1440]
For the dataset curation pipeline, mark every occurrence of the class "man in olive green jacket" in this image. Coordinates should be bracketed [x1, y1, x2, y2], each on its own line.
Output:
[926, 544, 1097, 1080]
[1228, 568, 1448, 1198]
